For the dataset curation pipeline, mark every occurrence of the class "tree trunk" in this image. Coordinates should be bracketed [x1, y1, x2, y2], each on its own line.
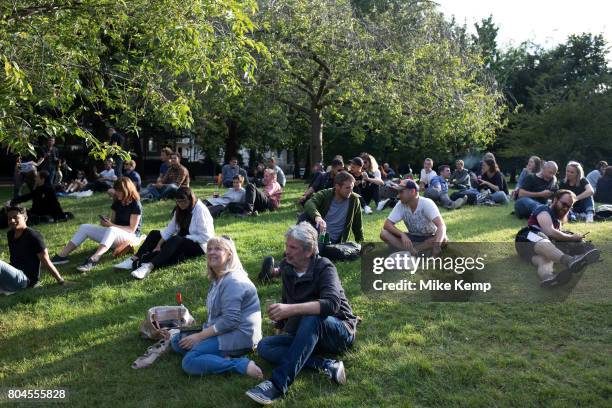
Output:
[224, 118, 239, 164]
[310, 109, 323, 166]
[293, 147, 301, 179]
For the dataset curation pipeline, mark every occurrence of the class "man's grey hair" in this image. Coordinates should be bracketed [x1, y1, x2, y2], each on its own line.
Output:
[285, 222, 319, 255]
[543, 161, 558, 171]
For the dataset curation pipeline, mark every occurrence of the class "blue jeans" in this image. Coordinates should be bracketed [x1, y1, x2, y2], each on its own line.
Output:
[573, 196, 595, 214]
[171, 332, 250, 376]
[258, 315, 354, 395]
[0, 260, 29, 292]
[145, 183, 179, 200]
[490, 191, 510, 205]
[514, 197, 544, 218]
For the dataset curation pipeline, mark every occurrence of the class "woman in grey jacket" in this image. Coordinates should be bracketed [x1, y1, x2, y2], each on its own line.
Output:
[171, 235, 263, 379]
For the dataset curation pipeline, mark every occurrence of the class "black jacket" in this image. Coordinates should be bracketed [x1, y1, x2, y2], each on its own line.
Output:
[276, 255, 358, 336]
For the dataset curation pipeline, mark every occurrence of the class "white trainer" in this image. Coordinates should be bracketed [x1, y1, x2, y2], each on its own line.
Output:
[114, 258, 134, 270]
[376, 199, 390, 211]
[364, 205, 373, 214]
[131, 263, 154, 280]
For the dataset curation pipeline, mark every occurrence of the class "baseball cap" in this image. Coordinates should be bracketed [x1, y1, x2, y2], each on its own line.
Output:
[397, 179, 419, 191]
[349, 157, 364, 167]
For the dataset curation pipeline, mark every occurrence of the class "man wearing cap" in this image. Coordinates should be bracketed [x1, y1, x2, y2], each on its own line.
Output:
[380, 179, 448, 255]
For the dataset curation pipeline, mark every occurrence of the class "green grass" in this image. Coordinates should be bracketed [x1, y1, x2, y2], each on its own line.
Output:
[0, 181, 610, 407]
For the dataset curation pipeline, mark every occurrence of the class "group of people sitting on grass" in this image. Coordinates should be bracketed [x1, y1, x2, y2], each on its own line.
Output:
[0, 147, 609, 406]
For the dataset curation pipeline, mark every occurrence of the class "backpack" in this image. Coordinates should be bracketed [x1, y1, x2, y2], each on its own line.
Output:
[139, 305, 196, 340]
[595, 204, 612, 221]
[320, 242, 362, 262]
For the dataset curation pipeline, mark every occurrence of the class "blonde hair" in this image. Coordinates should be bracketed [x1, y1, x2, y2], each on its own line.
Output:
[264, 168, 277, 179]
[206, 236, 245, 281]
[361, 153, 379, 173]
[564, 161, 584, 185]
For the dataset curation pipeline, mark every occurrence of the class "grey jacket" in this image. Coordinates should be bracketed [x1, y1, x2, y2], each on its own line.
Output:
[207, 271, 262, 352]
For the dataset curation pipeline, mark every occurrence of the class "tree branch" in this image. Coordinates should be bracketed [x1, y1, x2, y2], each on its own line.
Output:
[277, 97, 310, 116]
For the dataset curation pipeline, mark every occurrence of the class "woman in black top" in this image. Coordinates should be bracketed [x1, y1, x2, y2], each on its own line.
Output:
[475, 158, 510, 204]
[560, 161, 595, 222]
[52, 177, 143, 272]
[10, 170, 71, 224]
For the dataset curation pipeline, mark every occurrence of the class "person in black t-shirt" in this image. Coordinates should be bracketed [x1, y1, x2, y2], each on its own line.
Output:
[594, 166, 612, 204]
[514, 190, 600, 288]
[10, 170, 71, 225]
[52, 178, 143, 273]
[0, 206, 65, 295]
[515, 161, 559, 218]
[560, 161, 595, 222]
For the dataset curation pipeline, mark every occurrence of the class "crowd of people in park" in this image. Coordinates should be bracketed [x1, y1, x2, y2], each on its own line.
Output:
[1, 131, 610, 405]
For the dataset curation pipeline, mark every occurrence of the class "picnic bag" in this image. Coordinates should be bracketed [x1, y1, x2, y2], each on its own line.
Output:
[139, 305, 196, 340]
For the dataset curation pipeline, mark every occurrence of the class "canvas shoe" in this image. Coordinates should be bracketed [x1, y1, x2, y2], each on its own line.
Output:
[376, 199, 390, 212]
[568, 248, 601, 274]
[325, 360, 347, 385]
[76, 258, 98, 273]
[131, 262, 154, 280]
[51, 254, 69, 265]
[364, 205, 373, 215]
[114, 258, 135, 270]
[245, 380, 283, 405]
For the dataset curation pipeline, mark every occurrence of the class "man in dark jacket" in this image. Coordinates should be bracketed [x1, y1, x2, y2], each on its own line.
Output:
[246, 222, 357, 405]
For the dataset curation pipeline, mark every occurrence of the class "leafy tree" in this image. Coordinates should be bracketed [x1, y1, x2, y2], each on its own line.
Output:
[0, 0, 262, 156]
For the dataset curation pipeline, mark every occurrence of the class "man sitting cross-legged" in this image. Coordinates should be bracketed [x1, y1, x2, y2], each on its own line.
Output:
[515, 189, 600, 288]
[245, 222, 358, 405]
[380, 179, 448, 256]
[258, 171, 363, 282]
[0, 206, 66, 295]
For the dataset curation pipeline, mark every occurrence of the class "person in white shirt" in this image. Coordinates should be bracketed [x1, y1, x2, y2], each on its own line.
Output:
[204, 175, 246, 217]
[419, 158, 437, 190]
[115, 187, 214, 279]
[89, 159, 118, 192]
[380, 179, 448, 255]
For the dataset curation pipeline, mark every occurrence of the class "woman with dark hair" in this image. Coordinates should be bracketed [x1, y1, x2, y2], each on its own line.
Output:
[594, 166, 612, 204]
[115, 187, 214, 279]
[460, 158, 509, 205]
[51, 177, 142, 272]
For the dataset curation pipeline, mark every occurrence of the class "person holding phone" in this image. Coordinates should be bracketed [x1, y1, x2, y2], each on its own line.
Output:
[51, 177, 142, 272]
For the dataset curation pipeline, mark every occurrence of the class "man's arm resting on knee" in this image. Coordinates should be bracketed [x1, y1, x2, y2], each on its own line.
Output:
[383, 219, 404, 238]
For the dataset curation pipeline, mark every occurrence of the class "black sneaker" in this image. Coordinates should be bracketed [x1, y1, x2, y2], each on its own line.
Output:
[51, 254, 69, 265]
[76, 258, 98, 273]
[258, 256, 275, 283]
[325, 360, 347, 385]
[568, 249, 601, 274]
[540, 268, 572, 288]
[245, 380, 282, 405]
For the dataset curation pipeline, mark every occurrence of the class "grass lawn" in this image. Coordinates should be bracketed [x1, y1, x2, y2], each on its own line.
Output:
[0, 180, 610, 407]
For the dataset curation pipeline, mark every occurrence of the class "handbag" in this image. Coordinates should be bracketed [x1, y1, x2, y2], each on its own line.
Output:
[139, 305, 196, 340]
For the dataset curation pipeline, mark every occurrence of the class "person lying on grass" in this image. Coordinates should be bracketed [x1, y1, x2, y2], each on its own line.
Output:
[51, 177, 142, 273]
[114, 187, 214, 280]
[380, 179, 448, 256]
[246, 222, 357, 405]
[237, 169, 282, 216]
[514, 189, 600, 288]
[0, 206, 67, 295]
[203, 174, 246, 218]
[170, 235, 263, 379]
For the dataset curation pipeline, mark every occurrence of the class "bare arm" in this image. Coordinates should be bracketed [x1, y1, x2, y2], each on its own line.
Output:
[383, 219, 404, 238]
[38, 250, 64, 284]
[537, 212, 582, 242]
[518, 188, 551, 199]
[575, 184, 594, 202]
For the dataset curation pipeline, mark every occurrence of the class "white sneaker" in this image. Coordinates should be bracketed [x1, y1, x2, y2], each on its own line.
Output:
[114, 258, 134, 270]
[131, 263, 154, 280]
[376, 199, 389, 211]
[586, 213, 594, 223]
[364, 205, 373, 215]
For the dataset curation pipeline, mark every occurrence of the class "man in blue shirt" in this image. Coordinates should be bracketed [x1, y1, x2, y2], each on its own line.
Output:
[424, 165, 467, 210]
[221, 157, 248, 188]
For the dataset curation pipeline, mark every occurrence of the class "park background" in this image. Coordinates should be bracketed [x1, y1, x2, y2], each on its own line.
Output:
[1, 1, 611, 407]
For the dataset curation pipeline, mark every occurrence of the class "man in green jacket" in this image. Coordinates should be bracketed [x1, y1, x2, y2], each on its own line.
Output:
[304, 171, 364, 243]
[258, 172, 364, 282]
